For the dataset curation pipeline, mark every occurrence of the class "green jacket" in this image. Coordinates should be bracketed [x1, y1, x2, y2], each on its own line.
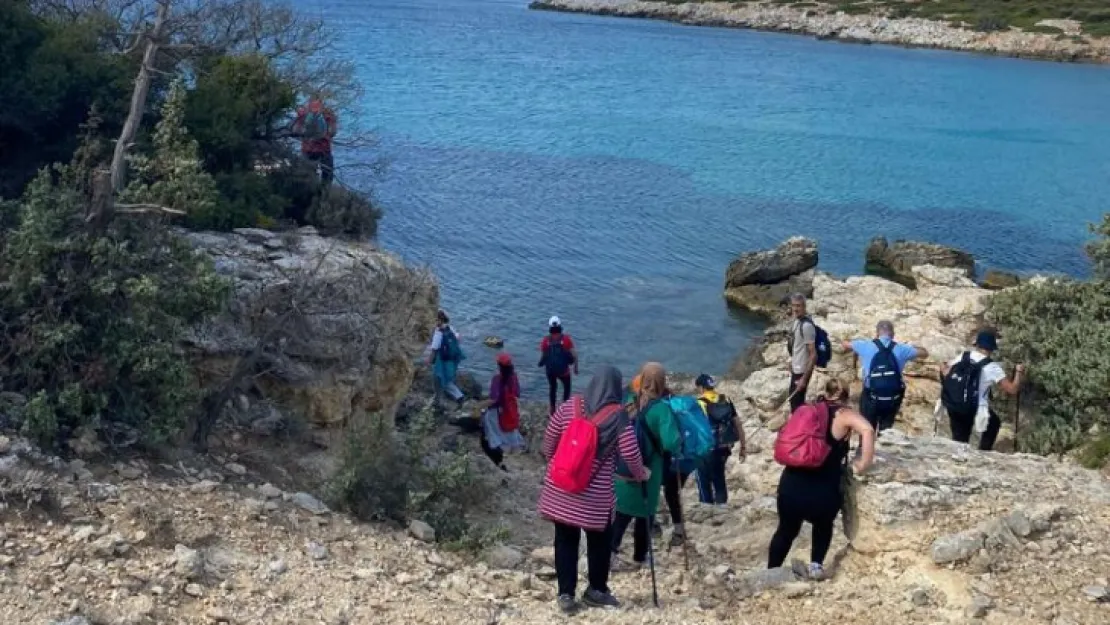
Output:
[614, 399, 682, 518]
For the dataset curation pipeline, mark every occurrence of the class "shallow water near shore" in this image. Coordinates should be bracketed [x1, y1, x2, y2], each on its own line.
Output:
[312, 0, 1110, 395]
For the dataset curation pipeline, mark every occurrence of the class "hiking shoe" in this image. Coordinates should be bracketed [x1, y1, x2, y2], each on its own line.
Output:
[582, 588, 621, 609]
[609, 556, 644, 574]
[807, 562, 827, 581]
[669, 528, 686, 549]
[556, 594, 578, 615]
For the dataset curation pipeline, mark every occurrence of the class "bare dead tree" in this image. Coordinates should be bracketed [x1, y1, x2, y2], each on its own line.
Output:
[108, 0, 169, 195]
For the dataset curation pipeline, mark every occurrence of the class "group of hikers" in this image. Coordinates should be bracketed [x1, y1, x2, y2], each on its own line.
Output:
[424, 294, 1026, 613]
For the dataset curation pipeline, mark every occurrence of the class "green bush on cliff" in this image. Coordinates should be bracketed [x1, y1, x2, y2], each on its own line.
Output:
[329, 406, 493, 545]
[987, 214, 1110, 460]
[0, 134, 230, 449]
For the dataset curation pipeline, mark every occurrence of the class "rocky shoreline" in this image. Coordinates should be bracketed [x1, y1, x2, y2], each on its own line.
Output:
[530, 0, 1110, 64]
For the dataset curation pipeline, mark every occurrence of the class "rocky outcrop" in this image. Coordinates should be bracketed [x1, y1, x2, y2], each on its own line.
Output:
[719, 265, 992, 437]
[981, 268, 1022, 290]
[724, 237, 817, 314]
[184, 227, 438, 429]
[865, 237, 975, 288]
[529, 0, 1110, 63]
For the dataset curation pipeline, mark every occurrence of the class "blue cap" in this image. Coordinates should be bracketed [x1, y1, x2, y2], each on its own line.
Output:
[974, 330, 998, 352]
[695, 374, 716, 389]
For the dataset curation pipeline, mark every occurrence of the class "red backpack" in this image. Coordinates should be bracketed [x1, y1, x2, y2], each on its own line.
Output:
[773, 401, 833, 469]
[548, 399, 620, 494]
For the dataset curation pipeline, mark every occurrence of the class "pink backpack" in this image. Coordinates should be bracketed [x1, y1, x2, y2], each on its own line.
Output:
[773, 401, 833, 469]
[548, 400, 620, 494]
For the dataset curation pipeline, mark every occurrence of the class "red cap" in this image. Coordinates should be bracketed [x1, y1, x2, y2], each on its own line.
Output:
[496, 352, 512, 366]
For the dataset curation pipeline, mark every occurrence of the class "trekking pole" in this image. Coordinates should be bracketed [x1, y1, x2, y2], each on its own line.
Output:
[643, 485, 659, 608]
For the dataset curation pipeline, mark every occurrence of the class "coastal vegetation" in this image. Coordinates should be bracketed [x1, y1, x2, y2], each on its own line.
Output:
[987, 213, 1110, 462]
[721, 0, 1110, 37]
[0, 0, 379, 450]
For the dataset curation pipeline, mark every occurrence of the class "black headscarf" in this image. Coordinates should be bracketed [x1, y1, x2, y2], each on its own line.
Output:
[583, 366, 628, 458]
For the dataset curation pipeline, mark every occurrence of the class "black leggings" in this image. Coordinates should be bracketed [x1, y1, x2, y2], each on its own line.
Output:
[768, 477, 840, 568]
[950, 410, 1002, 451]
[611, 512, 650, 562]
[662, 458, 684, 525]
[547, 372, 571, 414]
[554, 522, 611, 596]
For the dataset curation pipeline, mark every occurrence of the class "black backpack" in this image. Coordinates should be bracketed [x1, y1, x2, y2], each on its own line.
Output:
[543, 334, 575, 377]
[615, 401, 661, 479]
[941, 351, 990, 419]
[702, 394, 740, 447]
[866, 340, 905, 410]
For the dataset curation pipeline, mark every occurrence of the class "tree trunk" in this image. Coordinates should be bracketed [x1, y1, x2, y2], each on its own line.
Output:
[108, 0, 170, 196]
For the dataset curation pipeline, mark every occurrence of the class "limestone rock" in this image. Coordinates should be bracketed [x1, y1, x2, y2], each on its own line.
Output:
[175, 544, 204, 580]
[724, 238, 818, 313]
[290, 491, 329, 515]
[484, 546, 525, 570]
[184, 228, 438, 428]
[408, 520, 436, 543]
[865, 237, 974, 287]
[739, 367, 790, 412]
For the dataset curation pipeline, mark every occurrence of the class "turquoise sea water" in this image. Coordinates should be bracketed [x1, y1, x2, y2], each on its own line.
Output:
[312, 0, 1110, 394]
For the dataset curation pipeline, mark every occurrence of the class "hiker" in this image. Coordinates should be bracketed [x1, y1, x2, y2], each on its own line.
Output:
[425, 310, 465, 409]
[626, 371, 687, 545]
[539, 316, 578, 415]
[787, 294, 817, 412]
[611, 362, 683, 572]
[694, 374, 746, 505]
[941, 329, 1025, 451]
[472, 352, 526, 471]
[291, 94, 337, 185]
[538, 366, 649, 614]
[768, 378, 875, 580]
[841, 320, 928, 436]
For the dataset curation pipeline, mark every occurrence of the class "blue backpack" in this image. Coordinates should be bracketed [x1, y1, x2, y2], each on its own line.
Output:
[866, 339, 905, 411]
[437, 326, 462, 362]
[666, 395, 715, 474]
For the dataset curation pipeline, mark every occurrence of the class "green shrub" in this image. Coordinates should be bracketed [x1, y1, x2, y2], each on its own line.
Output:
[0, 161, 229, 449]
[328, 407, 492, 542]
[987, 214, 1110, 456]
[306, 184, 382, 238]
[1077, 433, 1110, 469]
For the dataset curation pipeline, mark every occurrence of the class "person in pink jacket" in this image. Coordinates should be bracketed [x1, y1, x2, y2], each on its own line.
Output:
[538, 365, 649, 614]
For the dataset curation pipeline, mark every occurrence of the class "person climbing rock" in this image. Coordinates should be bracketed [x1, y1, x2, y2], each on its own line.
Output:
[841, 320, 928, 436]
[611, 362, 682, 572]
[472, 352, 525, 471]
[768, 378, 874, 580]
[694, 373, 746, 505]
[538, 366, 648, 614]
[426, 310, 465, 409]
[538, 316, 577, 414]
[786, 294, 817, 412]
[941, 329, 1024, 451]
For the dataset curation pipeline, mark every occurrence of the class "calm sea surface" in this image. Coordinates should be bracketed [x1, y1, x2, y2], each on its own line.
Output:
[310, 0, 1110, 394]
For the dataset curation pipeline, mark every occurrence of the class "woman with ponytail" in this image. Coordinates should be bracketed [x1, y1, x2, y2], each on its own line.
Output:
[767, 378, 875, 580]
